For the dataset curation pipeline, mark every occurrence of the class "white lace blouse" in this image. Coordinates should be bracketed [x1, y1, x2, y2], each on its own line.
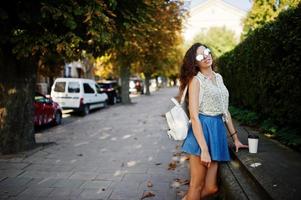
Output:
[195, 71, 229, 121]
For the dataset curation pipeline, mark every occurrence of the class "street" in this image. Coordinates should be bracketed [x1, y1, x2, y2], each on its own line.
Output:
[0, 87, 189, 200]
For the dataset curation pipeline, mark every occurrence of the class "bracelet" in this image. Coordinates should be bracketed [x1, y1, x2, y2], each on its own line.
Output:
[230, 131, 237, 137]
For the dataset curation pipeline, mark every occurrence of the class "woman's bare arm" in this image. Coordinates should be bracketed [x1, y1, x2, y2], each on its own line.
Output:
[225, 110, 249, 151]
[188, 77, 209, 152]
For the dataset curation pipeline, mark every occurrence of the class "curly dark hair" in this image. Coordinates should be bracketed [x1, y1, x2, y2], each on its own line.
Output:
[178, 43, 216, 101]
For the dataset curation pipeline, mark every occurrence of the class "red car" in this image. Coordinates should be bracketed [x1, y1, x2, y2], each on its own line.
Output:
[34, 92, 62, 126]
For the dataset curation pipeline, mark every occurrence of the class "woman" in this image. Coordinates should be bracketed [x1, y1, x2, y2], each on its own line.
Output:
[180, 43, 248, 200]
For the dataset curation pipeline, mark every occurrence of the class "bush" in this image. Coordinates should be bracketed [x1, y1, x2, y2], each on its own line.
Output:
[218, 3, 301, 133]
[229, 106, 301, 151]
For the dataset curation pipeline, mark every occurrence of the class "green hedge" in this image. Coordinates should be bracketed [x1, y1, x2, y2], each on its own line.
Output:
[217, 4, 301, 132]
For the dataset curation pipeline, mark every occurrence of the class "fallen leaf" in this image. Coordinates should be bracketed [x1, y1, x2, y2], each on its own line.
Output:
[250, 162, 261, 168]
[141, 191, 155, 199]
[168, 161, 177, 170]
[179, 179, 190, 185]
[171, 181, 181, 188]
[172, 156, 179, 161]
[174, 178, 190, 185]
[147, 180, 153, 187]
[173, 152, 182, 157]
[177, 190, 187, 196]
[179, 156, 189, 163]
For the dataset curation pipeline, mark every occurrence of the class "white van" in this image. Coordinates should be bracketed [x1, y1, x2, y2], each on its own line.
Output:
[51, 78, 108, 115]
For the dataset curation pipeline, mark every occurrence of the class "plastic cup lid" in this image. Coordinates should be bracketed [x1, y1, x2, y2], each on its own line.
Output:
[248, 134, 259, 139]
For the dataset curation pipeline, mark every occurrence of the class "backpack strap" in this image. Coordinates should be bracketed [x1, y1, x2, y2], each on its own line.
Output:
[180, 85, 188, 105]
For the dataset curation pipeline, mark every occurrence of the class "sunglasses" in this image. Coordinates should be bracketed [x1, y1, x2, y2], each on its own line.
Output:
[196, 48, 211, 62]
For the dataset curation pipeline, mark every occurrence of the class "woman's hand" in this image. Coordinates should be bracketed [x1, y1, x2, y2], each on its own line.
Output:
[200, 150, 211, 168]
[234, 139, 248, 152]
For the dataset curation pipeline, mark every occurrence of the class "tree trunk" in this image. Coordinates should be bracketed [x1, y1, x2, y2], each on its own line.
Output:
[172, 77, 177, 86]
[145, 73, 151, 96]
[119, 61, 131, 104]
[48, 76, 54, 94]
[155, 76, 159, 90]
[0, 50, 36, 154]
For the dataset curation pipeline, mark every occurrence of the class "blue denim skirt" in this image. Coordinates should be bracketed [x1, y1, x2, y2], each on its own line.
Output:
[181, 114, 230, 162]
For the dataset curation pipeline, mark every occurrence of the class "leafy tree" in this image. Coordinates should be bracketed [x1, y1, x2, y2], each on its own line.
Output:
[134, 0, 185, 95]
[109, 0, 152, 103]
[163, 45, 184, 86]
[190, 26, 237, 58]
[110, 0, 185, 100]
[0, 0, 116, 154]
[94, 53, 118, 80]
[218, 3, 301, 134]
[242, 0, 300, 37]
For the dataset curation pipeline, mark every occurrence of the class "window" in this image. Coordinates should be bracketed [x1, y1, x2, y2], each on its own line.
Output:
[95, 84, 102, 94]
[54, 82, 66, 92]
[99, 83, 110, 89]
[68, 82, 80, 93]
[35, 93, 51, 103]
[35, 95, 46, 103]
[83, 83, 95, 94]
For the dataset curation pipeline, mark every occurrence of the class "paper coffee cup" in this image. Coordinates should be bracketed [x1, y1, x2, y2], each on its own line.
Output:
[248, 135, 259, 153]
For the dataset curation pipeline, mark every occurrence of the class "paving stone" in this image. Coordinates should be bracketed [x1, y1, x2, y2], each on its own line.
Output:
[18, 187, 54, 197]
[23, 163, 74, 172]
[121, 173, 149, 183]
[18, 171, 73, 179]
[108, 190, 140, 200]
[51, 179, 85, 189]
[0, 185, 27, 197]
[0, 88, 188, 200]
[140, 189, 177, 200]
[48, 187, 83, 198]
[0, 170, 24, 178]
[79, 188, 111, 200]
[0, 177, 32, 188]
[0, 162, 30, 170]
[7, 195, 40, 200]
[69, 172, 98, 180]
[80, 180, 111, 189]
[94, 172, 124, 182]
[26, 178, 58, 188]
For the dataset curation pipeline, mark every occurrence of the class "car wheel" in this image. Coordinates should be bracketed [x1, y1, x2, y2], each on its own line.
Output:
[53, 111, 62, 125]
[103, 101, 108, 108]
[82, 104, 90, 116]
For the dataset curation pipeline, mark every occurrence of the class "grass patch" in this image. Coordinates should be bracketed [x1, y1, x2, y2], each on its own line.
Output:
[229, 106, 301, 152]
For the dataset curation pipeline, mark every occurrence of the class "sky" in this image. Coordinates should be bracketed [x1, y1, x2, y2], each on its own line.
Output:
[188, 0, 253, 11]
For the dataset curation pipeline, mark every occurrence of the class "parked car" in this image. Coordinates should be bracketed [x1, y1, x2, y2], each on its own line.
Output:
[34, 92, 62, 126]
[129, 77, 144, 94]
[50, 78, 108, 115]
[97, 80, 121, 105]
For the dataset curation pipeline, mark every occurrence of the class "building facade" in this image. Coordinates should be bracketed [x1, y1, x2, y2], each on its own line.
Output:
[184, 0, 248, 41]
[36, 59, 94, 95]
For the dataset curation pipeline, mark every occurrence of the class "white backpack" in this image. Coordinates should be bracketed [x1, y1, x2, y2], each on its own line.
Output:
[165, 86, 190, 140]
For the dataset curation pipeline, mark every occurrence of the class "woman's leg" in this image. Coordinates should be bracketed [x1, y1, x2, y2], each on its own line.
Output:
[183, 155, 208, 200]
[200, 161, 219, 198]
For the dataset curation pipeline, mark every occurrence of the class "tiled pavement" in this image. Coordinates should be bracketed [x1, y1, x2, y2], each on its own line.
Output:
[0, 87, 189, 200]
